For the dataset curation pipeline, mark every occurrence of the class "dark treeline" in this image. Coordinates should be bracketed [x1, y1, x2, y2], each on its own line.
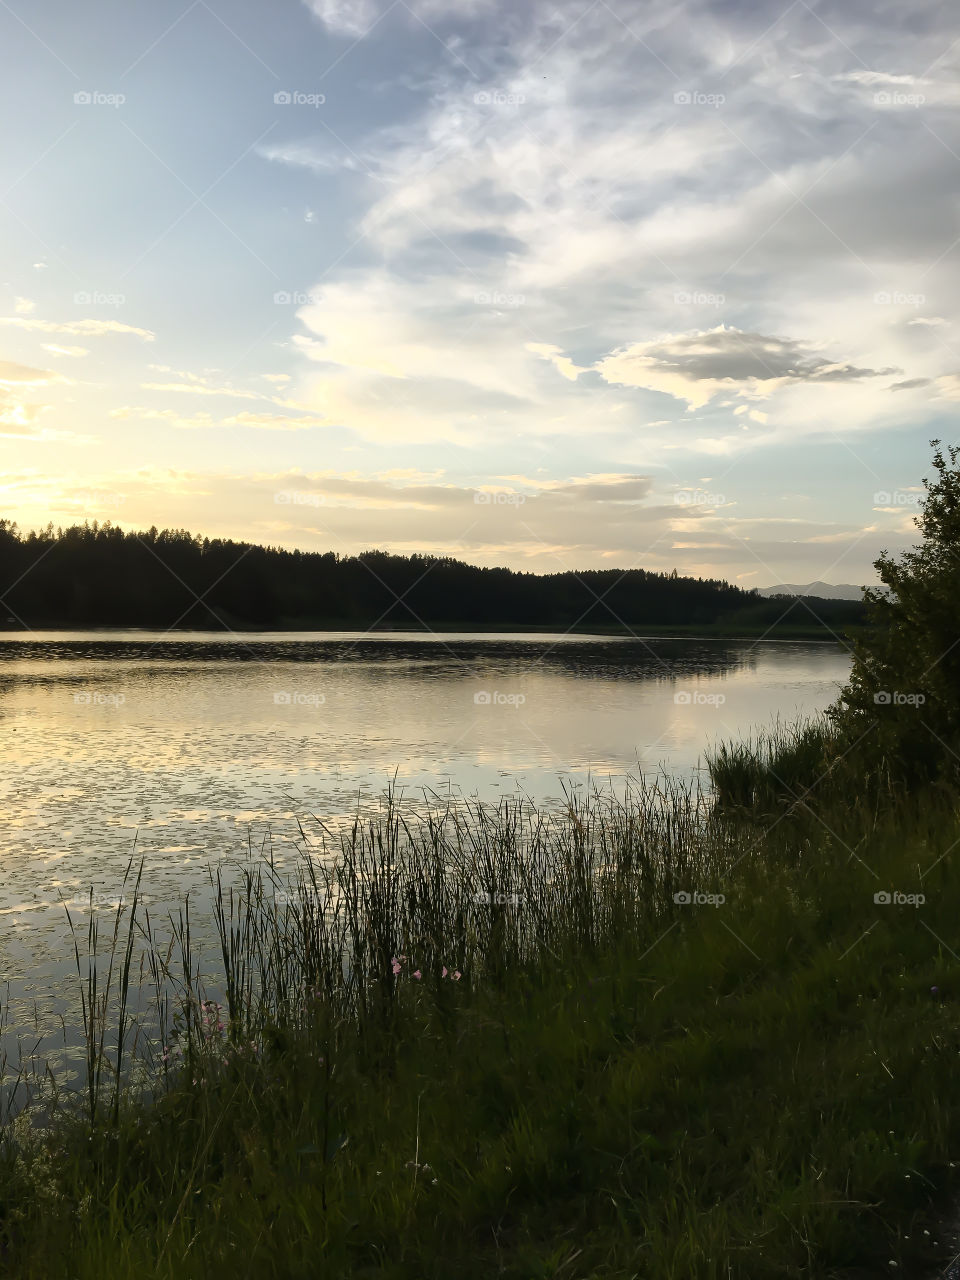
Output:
[0, 519, 865, 632]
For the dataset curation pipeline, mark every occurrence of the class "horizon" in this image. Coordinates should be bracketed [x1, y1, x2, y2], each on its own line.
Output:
[3, 0, 952, 588]
[0, 514, 878, 593]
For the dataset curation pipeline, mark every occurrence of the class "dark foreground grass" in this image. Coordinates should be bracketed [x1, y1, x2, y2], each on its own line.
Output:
[2, 772, 960, 1278]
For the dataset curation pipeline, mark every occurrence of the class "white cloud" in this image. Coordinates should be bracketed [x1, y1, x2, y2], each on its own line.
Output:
[41, 344, 89, 358]
[0, 360, 62, 387]
[302, 0, 381, 37]
[258, 0, 959, 461]
[220, 411, 326, 430]
[0, 392, 68, 441]
[526, 343, 589, 381]
[111, 405, 327, 431]
[0, 317, 155, 340]
[140, 382, 263, 400]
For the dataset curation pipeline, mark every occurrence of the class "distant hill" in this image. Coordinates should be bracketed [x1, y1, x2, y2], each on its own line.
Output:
[758, 582, 874, 601]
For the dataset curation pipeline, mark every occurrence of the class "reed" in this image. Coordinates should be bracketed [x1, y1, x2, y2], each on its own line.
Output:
[1, 760, 959, 1278]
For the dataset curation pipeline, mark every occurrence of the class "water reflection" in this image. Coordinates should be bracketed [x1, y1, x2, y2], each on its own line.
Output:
[0, 630, 850, 1056]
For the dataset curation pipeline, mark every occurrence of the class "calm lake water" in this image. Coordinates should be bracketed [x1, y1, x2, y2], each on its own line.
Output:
[0, 630, 850, 1072]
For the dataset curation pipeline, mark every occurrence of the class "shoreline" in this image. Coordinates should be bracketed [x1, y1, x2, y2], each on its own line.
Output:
[0, 622, 858, 643]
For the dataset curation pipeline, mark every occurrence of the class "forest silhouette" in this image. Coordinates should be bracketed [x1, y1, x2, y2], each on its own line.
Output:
[0, 519, 864, 632]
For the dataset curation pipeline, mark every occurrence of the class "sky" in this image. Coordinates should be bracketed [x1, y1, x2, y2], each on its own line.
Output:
[1, 0, 958, 588]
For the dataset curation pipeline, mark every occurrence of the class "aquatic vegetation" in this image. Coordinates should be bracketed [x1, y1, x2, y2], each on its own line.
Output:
[1, 767, 960, 1277]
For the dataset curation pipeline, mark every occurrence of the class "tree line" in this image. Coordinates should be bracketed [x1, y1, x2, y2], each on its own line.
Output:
[0, 519, 865, 632]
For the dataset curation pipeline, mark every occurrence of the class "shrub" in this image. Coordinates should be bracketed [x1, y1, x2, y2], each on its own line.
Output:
[830, 440, 960, 785]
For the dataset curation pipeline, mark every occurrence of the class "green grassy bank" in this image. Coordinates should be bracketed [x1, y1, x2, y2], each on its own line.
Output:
[2, 764, 960, 1279]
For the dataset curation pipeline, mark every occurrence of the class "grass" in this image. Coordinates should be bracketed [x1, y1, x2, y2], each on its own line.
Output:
[706, 716, 840, 813]
[2, 764, 960, 1278]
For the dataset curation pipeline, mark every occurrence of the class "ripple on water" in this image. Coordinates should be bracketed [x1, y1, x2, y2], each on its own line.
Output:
[0, 632, 850, 1055]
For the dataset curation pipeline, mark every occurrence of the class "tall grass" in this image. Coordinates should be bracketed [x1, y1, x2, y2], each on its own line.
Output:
[42, 778, 730, 1107]
[706, 715, 841, 814]
[3, 758, 960, 1277]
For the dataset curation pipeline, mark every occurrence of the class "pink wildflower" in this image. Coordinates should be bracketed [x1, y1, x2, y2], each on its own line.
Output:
[442, 967, 448, 978]
[413, 970, 422, 980]
[452, 970, 462, 981]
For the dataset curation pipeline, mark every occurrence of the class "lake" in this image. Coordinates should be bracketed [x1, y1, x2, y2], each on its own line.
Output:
[0, 630, 850, 1072]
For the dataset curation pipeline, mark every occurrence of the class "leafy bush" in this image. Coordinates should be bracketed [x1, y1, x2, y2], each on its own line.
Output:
[831, 440, 960, 785]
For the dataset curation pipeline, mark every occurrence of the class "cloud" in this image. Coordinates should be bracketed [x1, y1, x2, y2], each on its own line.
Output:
[259, 0, 957, 455]
[220, 411, 327, 430]
[0, 392, 66, 441]
[890, 377, 932, 391]
[258, 142, 367, 175]
[110, 407, 218, 429]
[0, 396, 42, 437]
[833, 71, 924, 90]
[302, 0, 381, 37]
[111, 405, 327, 431]
[0, 360, 67, 440]
[529, 474, 654, 502]
[13, 298, 35, 315]
[41, 344, 89, 358]
[0, 317, 155, 340]
[293, 277, 544, 397]
[300, 0, 498, 38]
[594, 327, 895, 408]
[526, 343, 589, 382]
[140, 382, 263, 400]
[0, 360, 61, 387]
